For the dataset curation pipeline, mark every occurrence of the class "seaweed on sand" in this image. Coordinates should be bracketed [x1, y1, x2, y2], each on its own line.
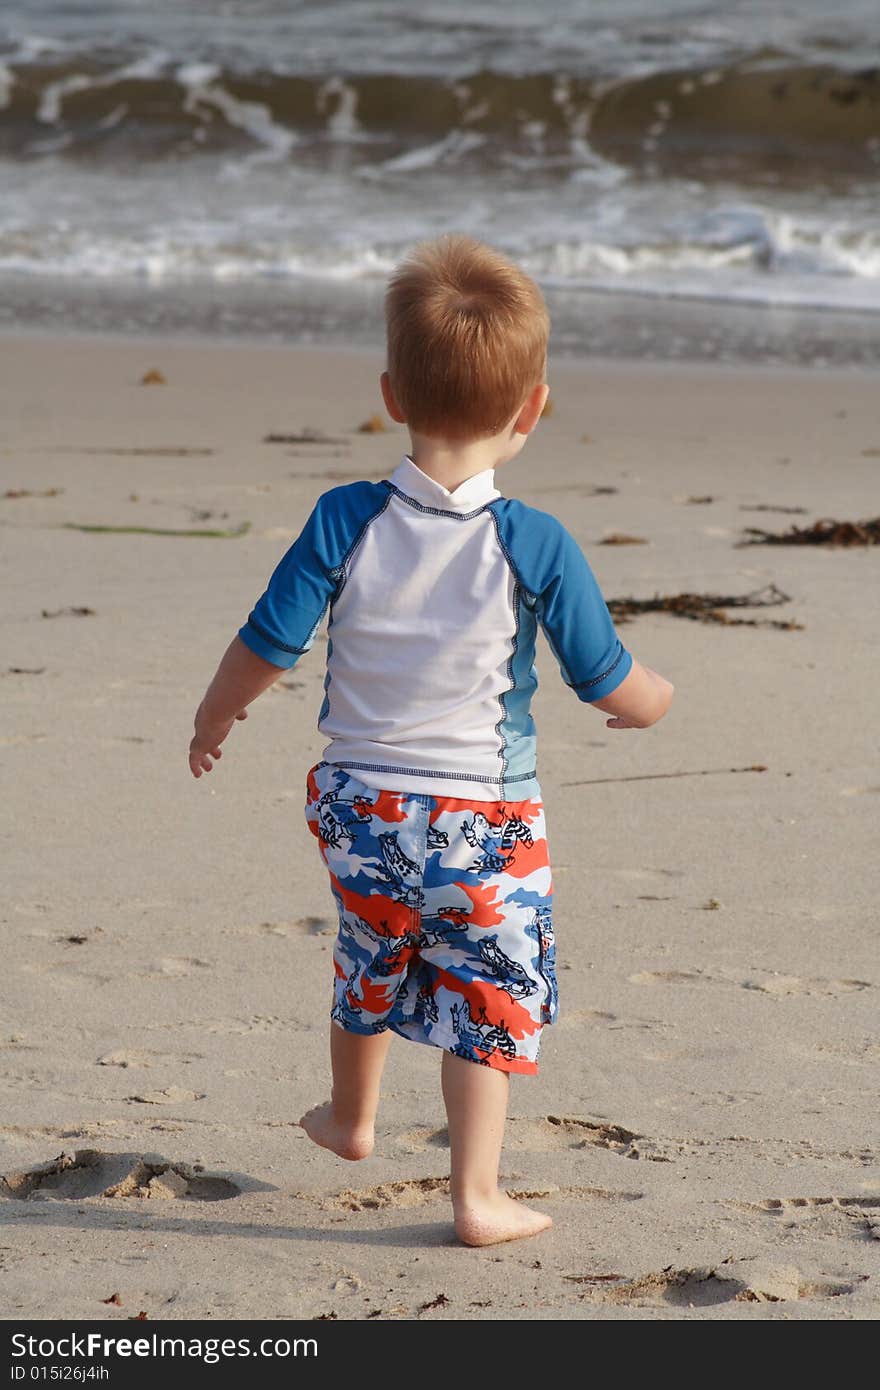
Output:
[738, 517, 880, 547]
[607, 583, 802, 630]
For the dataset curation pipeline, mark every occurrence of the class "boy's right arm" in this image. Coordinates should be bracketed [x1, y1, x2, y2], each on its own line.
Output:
[590, 661, 674, 729]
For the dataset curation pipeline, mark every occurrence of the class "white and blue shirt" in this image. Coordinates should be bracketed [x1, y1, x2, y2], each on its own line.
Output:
[238, 454, 632, 801]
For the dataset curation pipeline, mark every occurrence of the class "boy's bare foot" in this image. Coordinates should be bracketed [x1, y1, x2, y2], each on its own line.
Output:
[453, 1191, 553, 1247]
[298, 1101, 375, 1160]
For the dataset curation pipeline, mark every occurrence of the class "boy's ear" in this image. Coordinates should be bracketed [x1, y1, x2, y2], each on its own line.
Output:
[380, 371, 407, 424]
[514, 383, 550, 436]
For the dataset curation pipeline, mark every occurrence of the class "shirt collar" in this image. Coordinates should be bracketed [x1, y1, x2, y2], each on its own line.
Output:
[388, 454, 501, 513]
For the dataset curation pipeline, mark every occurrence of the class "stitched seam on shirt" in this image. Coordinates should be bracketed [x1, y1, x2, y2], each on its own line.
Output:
[387, 484, 495, 521]
[244, 614, 309, 655]
[486, 505, 538, 603]
[487, 502, 522, 579]
[489, 503, 582, 684]
[493, 579, 521, 792]
[312, 490, 394, 733]
[330, 486, 395, 594]
[569, 644, 626, 690]
[329, 761, 536, 783]
[488, 508, 538, 795]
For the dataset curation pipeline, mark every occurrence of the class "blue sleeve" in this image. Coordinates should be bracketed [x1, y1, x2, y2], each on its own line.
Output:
[238, 481, 391, 669]
[491, 499, 632, 702]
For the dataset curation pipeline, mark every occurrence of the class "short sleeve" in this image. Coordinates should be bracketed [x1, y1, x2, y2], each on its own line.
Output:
[533, 524, 632, 702]
[237, 480, 393, 670]
[238, 500, 337, 669]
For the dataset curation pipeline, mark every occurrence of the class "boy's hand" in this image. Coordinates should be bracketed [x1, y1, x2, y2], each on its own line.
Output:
[189, 703, 248, 778]
[591, 662, 674, 730]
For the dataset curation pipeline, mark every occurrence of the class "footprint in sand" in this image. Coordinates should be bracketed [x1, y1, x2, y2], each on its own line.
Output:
[394, 1126, 449, 1155]
[740, 975, 871, 997]
[126, 1086, 205, 1105]
[18, 960, 114, 988]
[259, 917, 335, 938]
[97, 1048, 204, 1069]
[557, 1008, 618, 1031]
[1, 1150, 239, 1202]
[628, 969, 713, 986]
[577, 1263, 855, 1307]
[145, 957, 212, 977]
[505, 1183, 643, 1203]
[311, 1177, 642, 1212]
[395, 1114, 670, 1162]
[203, 1014, 290, 1035]
[629, 969, 872, 996]
[505, 1115, 674, 1162]
[727, 1196, 880, 1243]
[330, 1272, 362, 1294]
[319, 1177, 450, 1212]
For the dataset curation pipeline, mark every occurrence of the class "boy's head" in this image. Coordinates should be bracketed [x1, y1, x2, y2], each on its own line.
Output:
[381, 233, 549, 452]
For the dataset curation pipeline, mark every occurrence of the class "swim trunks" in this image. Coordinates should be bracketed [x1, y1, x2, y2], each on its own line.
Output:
[304, 759, 557, 1074]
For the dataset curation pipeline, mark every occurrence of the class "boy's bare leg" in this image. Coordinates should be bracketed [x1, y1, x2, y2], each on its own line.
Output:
[441, 1050, 552, 1246]
[299, 1022, 392, 1160]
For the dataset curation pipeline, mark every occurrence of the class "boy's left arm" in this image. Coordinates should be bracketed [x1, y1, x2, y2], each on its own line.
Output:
[189, 636, 283, 778]
[188, 481, 390, 780]
[188, 490, 338, 780]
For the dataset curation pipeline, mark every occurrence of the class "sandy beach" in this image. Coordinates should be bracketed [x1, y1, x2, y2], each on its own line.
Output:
[1, 331, 878, 1321]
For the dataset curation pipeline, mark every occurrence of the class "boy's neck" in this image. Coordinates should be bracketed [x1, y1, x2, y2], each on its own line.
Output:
[408, 434, 508, 493]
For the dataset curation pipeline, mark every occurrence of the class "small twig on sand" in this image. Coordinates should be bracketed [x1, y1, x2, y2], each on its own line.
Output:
[562, 764, 768, 788]
[52, 447, 213, 458]
[61, 522, 250, 538]
[738, 504, 807, 515]
[263, 430, 349, 445]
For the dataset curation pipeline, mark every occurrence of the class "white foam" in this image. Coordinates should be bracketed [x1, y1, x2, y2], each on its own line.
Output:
[177, 63, 296, 166]
[37, 51, 171, 125]
[0, 170, 877, 316]
[95, 103, 129, 132]
[358, 129, 485, 177]
[7, 34, 71, 62]
[315, 76, 362, 141]
[770, 213, 880, 279]
[38, 74, 93, 124]
[175, 62, 221, 87]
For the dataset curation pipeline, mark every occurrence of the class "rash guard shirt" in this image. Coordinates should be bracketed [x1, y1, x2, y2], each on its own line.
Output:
[238, 454, 632, 801]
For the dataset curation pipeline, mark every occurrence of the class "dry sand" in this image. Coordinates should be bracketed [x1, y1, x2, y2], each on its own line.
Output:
[1, 332, 878, 1321]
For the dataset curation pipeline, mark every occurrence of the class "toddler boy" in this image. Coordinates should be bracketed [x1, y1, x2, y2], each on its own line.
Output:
[189, 234, 674, 1246]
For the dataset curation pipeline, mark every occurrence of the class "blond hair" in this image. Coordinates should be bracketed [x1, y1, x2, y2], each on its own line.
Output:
[385, 234, 549, 443]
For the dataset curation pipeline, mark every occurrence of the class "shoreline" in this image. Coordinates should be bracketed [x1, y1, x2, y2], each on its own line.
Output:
[1, 317, 879, 385]
[1, 273, 879, 371]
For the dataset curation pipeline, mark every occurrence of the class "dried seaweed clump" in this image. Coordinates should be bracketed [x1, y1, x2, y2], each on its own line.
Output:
[607, 583, 802, 631]
[739, 517, 880, 547]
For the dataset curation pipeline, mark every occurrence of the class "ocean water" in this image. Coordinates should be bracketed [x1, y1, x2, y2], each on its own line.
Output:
[1, 1, 879, 360]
